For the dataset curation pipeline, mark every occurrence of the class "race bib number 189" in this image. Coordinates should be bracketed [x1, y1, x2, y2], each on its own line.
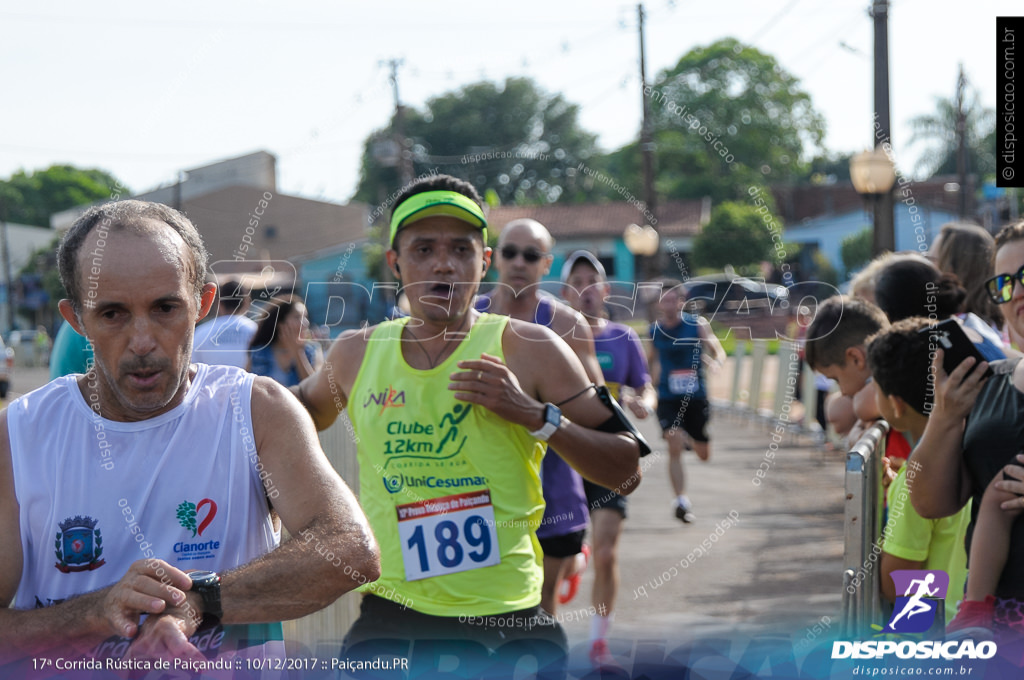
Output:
[396, 490, 500, 581]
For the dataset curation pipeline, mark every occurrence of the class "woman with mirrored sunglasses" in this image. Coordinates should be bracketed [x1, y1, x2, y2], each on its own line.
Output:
[913, 220, 1024, 638]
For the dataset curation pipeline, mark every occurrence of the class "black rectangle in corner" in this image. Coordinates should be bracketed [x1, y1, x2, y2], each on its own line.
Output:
[998, 17, 1024, 187]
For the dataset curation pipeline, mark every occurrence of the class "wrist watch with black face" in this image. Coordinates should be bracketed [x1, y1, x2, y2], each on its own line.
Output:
[189, 570, 223, 621]
[529, 403, 563, 442]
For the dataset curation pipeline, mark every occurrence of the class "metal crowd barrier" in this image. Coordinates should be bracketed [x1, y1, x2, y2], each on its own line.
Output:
[716, 340, 823, 441]
[840, 420, 889, 638]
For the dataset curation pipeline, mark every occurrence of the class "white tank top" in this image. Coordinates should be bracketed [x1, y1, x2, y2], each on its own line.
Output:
[8, 364, 281, 655]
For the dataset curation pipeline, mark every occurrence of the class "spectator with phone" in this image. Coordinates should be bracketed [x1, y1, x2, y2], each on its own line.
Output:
[912, 220, 1024, 638]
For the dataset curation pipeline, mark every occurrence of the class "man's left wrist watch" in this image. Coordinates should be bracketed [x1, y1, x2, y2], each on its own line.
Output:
[189, 570, 223, 621]
[529, 403, 564, 442]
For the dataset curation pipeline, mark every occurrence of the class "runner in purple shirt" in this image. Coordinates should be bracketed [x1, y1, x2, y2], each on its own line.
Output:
[561, 250, 656, 671]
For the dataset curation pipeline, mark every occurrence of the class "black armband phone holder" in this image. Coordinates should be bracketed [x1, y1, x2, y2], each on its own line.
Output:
[594, 385, 653, 457]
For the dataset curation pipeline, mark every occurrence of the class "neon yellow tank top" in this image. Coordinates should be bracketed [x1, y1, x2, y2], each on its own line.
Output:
[348, 313, 546, 617]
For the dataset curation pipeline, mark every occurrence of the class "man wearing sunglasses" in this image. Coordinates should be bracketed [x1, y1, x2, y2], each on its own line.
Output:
[912, 221, 1024, 636]
[478, 218, 603, 383]
[474, 220, 603, 629]
[293, 176, 643, 670]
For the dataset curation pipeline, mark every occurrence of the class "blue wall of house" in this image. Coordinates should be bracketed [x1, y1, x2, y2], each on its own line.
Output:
[296, 245, 392, 335]
[783, 204, 956, 280]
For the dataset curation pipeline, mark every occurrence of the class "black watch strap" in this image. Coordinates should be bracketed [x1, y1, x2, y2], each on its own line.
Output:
[189, 570, 223, 621]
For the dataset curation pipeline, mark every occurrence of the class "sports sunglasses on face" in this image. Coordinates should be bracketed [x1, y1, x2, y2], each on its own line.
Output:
[985, 264, 1024, 304]
[499, 245, 547, 263]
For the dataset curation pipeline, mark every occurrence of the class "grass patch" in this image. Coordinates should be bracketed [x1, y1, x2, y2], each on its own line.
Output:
[621, 318, 782, 356]
[710, 322, 781, 356]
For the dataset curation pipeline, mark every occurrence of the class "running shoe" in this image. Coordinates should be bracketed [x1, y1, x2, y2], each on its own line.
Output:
[674, 502, 695, 524]
[946, 596, 996, 638]
[558, 544, 590, 605]
[589, 638, 624, 673]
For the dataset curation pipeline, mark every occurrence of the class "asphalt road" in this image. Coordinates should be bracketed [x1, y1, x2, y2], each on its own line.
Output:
[556, 376, 844, 657]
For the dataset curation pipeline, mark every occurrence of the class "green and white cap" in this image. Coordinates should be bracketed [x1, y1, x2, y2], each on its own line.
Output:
[389, 190, 487, 247]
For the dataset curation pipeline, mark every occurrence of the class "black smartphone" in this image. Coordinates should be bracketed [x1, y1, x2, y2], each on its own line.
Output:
[918, 318, 995, 381]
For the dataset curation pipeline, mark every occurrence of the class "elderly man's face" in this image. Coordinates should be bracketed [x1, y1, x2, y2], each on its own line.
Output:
[63, 219, 213, 422]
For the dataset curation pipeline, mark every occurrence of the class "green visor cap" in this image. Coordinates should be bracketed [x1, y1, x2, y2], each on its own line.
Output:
[389, 190, 488, 247]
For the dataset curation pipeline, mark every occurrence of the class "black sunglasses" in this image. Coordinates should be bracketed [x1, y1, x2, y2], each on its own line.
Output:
[500, 245, 547, 263]
[985, 264, 1024, 304]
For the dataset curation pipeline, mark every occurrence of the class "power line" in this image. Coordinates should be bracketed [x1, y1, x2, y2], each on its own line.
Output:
[744, 0, 802, 46]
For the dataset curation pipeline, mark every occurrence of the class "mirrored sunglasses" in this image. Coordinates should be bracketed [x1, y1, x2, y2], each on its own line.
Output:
[985, 264, 1024, 304]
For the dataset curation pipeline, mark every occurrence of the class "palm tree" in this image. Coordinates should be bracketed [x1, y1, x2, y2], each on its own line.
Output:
[907, 76, 995, 180]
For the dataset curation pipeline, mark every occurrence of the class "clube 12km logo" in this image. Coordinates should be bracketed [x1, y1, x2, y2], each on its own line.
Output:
[832, 570, 996, 661]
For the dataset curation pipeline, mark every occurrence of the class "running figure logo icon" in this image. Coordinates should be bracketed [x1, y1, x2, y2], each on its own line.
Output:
[883, 570, 950, 633]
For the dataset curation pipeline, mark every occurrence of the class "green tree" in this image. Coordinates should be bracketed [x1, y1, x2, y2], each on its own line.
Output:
[0, 165, 126, 227]
[840, 227, 873, 273]
[693, 202, 778, 271]
[803, 151, 853, 185]
[644, 38, 826, 204]
[354, 77, 603, 209]
[907, 83, 995, 179]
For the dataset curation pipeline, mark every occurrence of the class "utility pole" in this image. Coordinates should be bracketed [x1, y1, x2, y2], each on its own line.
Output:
[382, 58, 413, 186]
[0, 203, 11, 334]
[637, 2, 659, 280]
[871, 0, 895, 255]
[956, 64, 969, 219]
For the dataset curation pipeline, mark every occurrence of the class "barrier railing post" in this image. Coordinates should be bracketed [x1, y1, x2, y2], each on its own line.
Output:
[770, 342, 799, 428]
[802, 366, 817, 432]
[746, 341, 767, 419]
[728, 340, 748, 418]
[841, 421, 889, 637]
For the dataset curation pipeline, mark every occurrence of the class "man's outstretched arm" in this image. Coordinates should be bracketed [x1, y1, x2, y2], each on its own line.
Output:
[291, 329, 366, 431]
[452, 322, 641, 495]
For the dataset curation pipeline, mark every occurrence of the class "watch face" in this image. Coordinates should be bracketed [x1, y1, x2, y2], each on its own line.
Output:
[546, 404, 561, 426]
[190, 570, 219, 586]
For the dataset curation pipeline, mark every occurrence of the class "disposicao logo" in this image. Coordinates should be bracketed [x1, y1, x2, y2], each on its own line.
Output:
[884, 569, 948, 634]
[831, 570, 997, 661]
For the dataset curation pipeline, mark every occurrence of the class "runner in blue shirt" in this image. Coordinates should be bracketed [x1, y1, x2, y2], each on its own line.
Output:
[648, 279, 724, 523]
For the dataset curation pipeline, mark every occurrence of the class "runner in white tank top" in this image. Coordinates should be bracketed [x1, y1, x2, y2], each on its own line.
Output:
[0, 200, 379, 665]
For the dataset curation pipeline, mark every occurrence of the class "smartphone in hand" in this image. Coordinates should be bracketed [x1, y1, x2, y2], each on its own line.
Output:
[918, 318, 995, 381]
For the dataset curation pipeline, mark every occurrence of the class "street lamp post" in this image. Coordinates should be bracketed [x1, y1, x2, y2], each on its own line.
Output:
[869, 0, 895, 256]
[624, 223, 660, 320]
[850, 148, 897, 256]
[624, 223, 659, 270]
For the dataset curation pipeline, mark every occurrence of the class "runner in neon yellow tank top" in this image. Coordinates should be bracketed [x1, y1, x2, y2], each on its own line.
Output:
[294, 175, 645, 663]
